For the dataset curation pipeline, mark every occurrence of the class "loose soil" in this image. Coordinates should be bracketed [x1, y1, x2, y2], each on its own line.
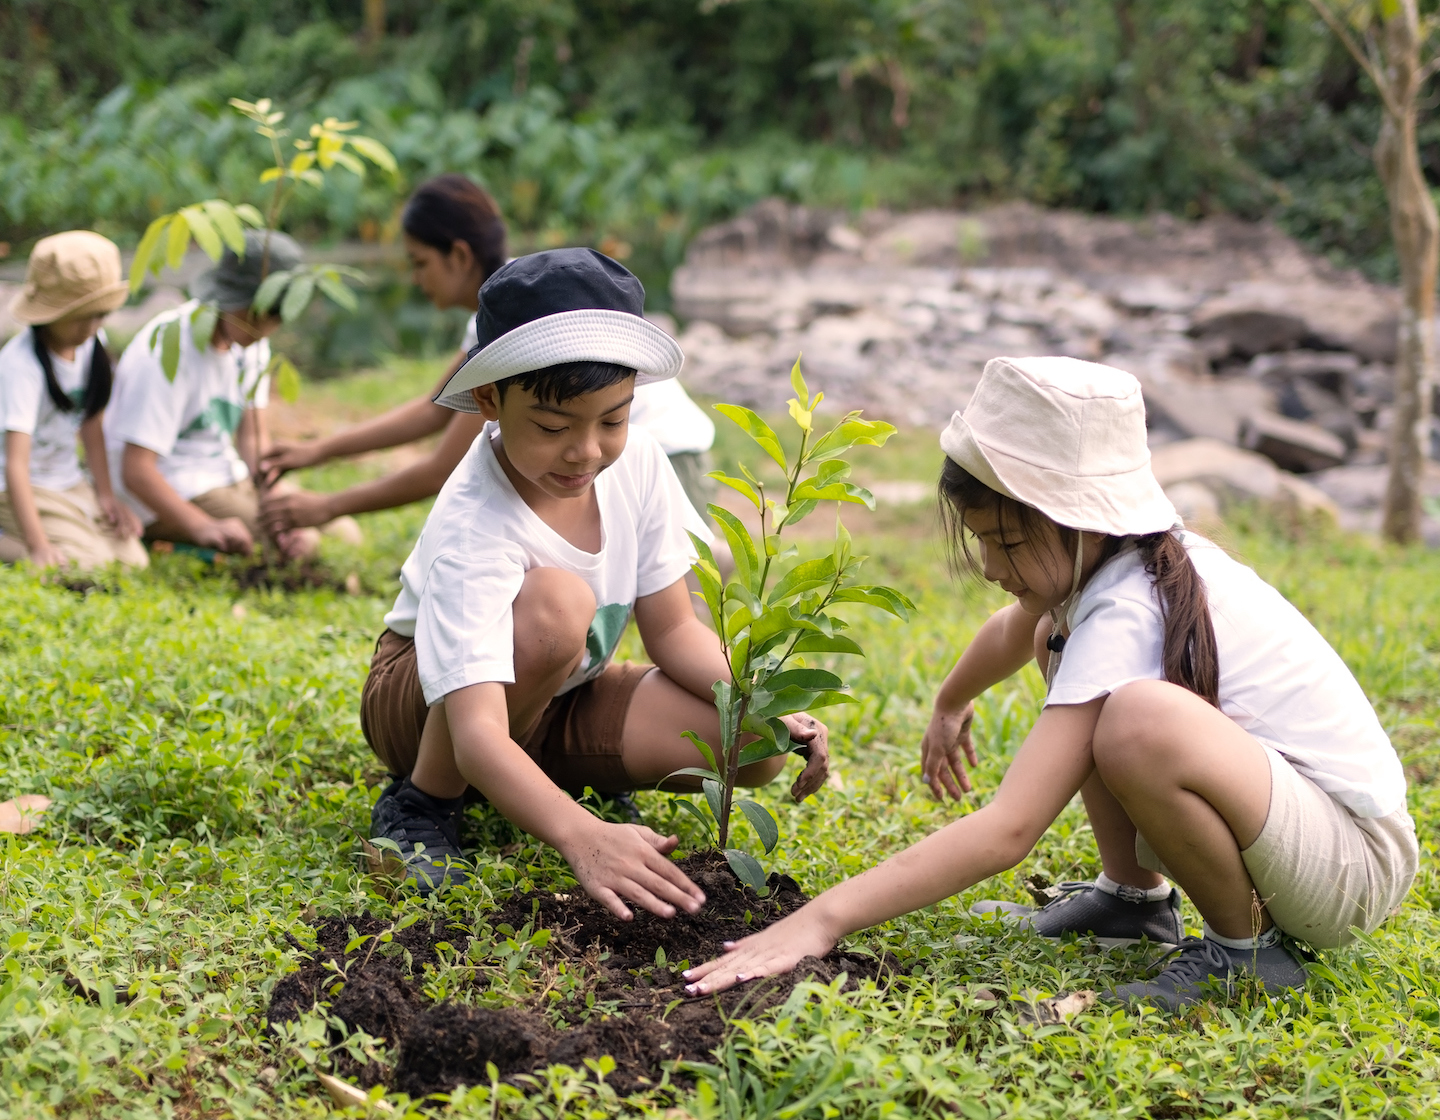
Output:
[229, 557, 352, 593]
[267, 852, 896, 1100]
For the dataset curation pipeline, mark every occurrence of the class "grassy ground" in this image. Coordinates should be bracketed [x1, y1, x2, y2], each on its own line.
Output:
[2, 362, 1439, 1118]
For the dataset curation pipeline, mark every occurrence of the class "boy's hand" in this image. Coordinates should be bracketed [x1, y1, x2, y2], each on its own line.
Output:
[259, 441, 323, 485]
[193, 516, 254, 555]
[782, 713, 830, 801]
[920, 700, 976, 800]
[98, 493, 144, 539]
[560, 821, 707, 921]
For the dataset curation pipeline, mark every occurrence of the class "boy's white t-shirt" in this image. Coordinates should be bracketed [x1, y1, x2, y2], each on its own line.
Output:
[106, 301, 270, 523]
[384, 421, 711, 706]
[0, 329, 102, 493]
[1046, 532, 1406, 818]
[460, 318, 715, 455]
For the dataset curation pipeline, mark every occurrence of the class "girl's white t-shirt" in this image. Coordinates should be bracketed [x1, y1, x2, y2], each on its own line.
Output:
[384, 421, 710, 706]
[1047, 532, 1406, 818]
[106, 301, 270, 522]
[0, 330, 101, 493]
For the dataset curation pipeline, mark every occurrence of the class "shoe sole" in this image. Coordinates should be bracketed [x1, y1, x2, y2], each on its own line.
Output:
[1043, 933, 1179, 952]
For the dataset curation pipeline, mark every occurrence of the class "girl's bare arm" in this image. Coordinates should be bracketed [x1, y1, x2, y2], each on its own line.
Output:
[4, 431, 63, 566]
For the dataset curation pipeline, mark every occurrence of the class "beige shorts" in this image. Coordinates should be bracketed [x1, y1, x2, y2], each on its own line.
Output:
[144, 478, 361, 548]
[1138, 749, 1418, 948]
[0, 481, 149, 570]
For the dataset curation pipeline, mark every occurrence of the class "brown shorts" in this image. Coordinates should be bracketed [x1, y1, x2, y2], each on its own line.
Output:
[360, 628, 649, 795]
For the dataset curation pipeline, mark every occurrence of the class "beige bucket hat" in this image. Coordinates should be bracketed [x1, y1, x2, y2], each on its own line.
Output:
[939, 355, 1177, 536]
[8, 231, 130, 326]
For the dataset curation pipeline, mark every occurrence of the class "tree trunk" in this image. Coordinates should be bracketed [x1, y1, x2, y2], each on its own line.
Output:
[364, 0, 385, 45]
[1377, 2, 1440, 543]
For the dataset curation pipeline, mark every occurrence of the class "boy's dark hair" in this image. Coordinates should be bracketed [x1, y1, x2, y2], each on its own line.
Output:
[32, 326, 112, 420]
[402, 175, 508, 282]
[938, 457, 1220, 707]
[492, 360, 635, 406]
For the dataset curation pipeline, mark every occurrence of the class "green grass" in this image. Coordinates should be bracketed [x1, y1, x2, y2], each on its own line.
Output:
[2, 377, 1439, 1117]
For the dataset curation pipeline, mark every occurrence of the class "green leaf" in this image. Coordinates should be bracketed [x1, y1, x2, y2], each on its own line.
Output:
[809, 416, 898, 461]
[159, 319, 181, 381]
[687, 531, 725, 633]
[790, 632, 865, 656]
[315, 269, 359, 312]
[747, 604, 803, 649]
[201, 200, 247, 255]
[777, 498, 819, 529]
[787, 396, 813, 434]
[671, 797, 715, 841]
[702, 778, 724, 826]
[708, 471, 762, 511]
[830, 585, 916, 620]
[234, 204, 265, 227]
[280, 273, 316, 323]
[680, 730, 720, 776]
[7, 930, 28, 951]
[737, 715, 793, 767]
[708, 505, 760, 594]
[164, 215, 191, 270]
[737, 800, 779, 854]
[348, 134, 398, 174]
[725, 848, 768, 893]
[714, 404, 787, 471]
[252, 269, 293, 316]
[763, 668, 844, 692]
[188, 302, 218, 351]
[756, 689, 859, 718]
[791, 479, 876, 509]
[664, 765, 722, 785]
[769, 556, 837, 606]
[834, 512, 852, 570]
[789, 356, 809, 409]
[129, 216, 170, 293]
[179, 205, 222, 261]
[274, 356, 302, 404]
[723, 602, 755, 642]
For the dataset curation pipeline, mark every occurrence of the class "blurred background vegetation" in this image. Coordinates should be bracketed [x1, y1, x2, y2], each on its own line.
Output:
[0, 0, 1417, 366]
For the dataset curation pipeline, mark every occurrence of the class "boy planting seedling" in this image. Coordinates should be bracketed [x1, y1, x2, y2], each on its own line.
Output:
[363, 248, 829, 916]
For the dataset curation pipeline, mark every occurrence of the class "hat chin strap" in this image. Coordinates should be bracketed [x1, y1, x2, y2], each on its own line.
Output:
[1043, 532, 1087, 692]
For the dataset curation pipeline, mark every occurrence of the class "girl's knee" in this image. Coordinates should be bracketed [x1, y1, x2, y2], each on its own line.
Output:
[736, 755, 786, 788]
[514, 568, 595, 669]
[1093, 679, 1189, 780]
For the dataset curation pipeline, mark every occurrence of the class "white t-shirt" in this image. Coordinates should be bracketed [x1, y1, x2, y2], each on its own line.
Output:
[459, 318, 714, 454]
[0, 330, 103, 493]
[106, 301, 271, 523]
[384, 421, 711, 705]
[1047, 533, 1406, 818]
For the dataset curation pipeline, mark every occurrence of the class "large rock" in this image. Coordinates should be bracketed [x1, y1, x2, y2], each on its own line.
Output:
[1150, 438, 1339, 522]
[1190, 281, 1398, 363]
[1107, 349, 1274, 443]
[1239, 411, 1348, 473]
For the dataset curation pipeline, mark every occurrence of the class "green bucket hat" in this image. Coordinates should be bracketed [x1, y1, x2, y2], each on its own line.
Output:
[191, 229, 304, 311]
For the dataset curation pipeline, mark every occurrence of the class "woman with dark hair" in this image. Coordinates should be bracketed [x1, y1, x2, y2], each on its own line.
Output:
[259, 175, 507, 530]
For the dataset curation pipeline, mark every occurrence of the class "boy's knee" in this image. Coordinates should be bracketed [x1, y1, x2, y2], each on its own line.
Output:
[735, 755, 786, 788]
[513, 568, 595, 670]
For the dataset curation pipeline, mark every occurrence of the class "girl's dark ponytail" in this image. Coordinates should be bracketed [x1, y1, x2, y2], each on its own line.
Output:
[1135, 532, 1219, 707]
[31, 327, 113, 420]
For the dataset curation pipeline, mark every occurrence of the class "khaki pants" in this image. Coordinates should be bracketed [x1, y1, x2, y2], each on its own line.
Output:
[0, 481, 149, 570]
[145, 479, 362, 549]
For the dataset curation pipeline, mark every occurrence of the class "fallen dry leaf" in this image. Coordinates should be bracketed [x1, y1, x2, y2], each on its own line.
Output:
[318, 1072, 393, 1112]
[1016, 989, 1098, 1027]
[359, 836, 404, 879]
[826, 770, 845, 791]
[0, 795, 51, 834]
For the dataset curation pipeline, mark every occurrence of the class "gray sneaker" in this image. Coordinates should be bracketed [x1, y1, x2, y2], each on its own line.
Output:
[971, 881, 1182, 949]
[1107, 935, 1308, 1012]
[370, 778, 471, 894]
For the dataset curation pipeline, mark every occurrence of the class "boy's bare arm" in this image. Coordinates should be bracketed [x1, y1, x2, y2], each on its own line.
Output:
[632, 578, 731, 701]
[442, 681, 707, 920]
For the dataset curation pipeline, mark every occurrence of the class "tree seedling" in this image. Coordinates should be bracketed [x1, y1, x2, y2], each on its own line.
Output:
[667, 358, 914, 891]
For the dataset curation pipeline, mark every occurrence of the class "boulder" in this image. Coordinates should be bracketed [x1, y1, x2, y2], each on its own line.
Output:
[1190, 281, 1398, 363]
[1108, 350, 1274, 443]
[1150, 438, 1340, 523]
[1239, 411, 1348, 473]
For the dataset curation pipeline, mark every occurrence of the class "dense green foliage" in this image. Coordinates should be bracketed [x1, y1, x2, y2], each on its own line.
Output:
[0, 1, 1428, 286]
[1, 368, 1439, 1115]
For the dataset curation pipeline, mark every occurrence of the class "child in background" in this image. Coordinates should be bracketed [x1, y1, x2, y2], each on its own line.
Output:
[363, 248, 829, 912]
[107, 229, 350, 559]
[0, 232, 147, 570]
[683, 356, 1417, 1011]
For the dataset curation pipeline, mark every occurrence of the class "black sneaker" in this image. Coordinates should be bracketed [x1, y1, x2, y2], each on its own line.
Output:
[370, 778, 471, 894]
[971, 881, 1183, 949]
[1106, 935, 1307, 1012]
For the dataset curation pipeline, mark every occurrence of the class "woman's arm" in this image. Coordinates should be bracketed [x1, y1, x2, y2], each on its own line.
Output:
[79, 414, 143, 540]
[260, 354, 465, 480]
[920, 603, 1047, 799]
[683, 696, 1104, 994]
[4, 432, 65, 567]
[259, 409, 487, 530]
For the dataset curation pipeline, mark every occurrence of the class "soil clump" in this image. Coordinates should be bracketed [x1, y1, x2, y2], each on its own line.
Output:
[266, 852, 895, 1100]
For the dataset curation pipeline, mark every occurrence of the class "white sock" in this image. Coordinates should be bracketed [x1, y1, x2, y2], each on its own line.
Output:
[1203, 921, 1281, 950]
[1095, 872, 1171, 903]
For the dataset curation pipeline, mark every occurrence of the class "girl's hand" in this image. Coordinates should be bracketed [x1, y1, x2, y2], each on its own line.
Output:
[98, 493, 143, 540]
[27, 541, 68, 570]
[682, 906, 838, 995]
[261, 487, 334, 532]
[259, 441, 323, 486]
[780, 712, 829, 801]
[920, 700, 976, 800]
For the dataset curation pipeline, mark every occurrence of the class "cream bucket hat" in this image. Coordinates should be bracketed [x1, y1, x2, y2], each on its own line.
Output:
[939, 355, 1177, 536]
[8, 231, 130, 326]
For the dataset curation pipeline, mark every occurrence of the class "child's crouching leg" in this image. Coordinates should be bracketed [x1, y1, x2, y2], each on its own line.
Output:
[1091, 679, 1273, 939]
[508, 568, 595, 735]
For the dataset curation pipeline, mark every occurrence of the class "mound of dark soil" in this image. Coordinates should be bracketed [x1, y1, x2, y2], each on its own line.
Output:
[267, 852, 895, 1100]
[230, 558, 350, 593]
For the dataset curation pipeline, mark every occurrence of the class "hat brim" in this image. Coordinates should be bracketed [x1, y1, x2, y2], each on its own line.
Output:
[434, 309, 684, 413]
[7, 281, 129, 326]
[940, 412, 1178, 536]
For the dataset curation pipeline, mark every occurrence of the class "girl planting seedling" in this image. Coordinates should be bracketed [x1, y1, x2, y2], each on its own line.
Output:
[685, 356, 1418, 1011]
